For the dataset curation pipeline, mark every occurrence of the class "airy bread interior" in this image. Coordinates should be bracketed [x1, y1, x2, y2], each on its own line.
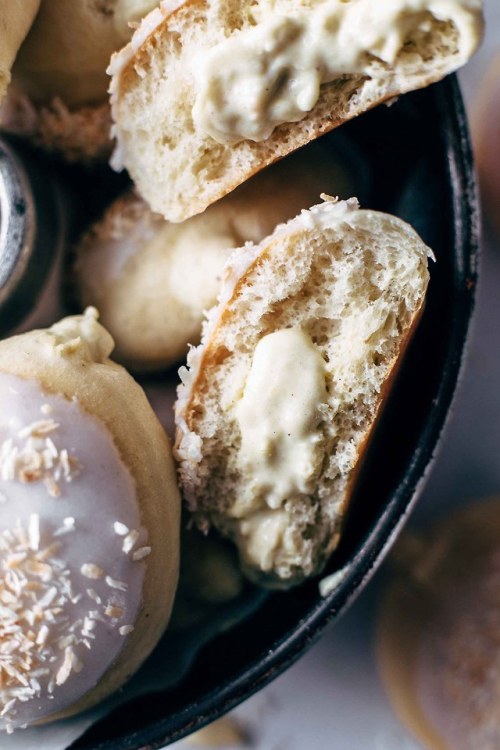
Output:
[175, 199, 431, 587]
[73, 140, 355, 370]
[109, 0, 482, 222]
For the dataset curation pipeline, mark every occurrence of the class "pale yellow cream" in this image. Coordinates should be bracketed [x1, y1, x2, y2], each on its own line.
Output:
[234, 328, 328, 514]
[192, 0, 483, 145]
[239, 509, 291, 572]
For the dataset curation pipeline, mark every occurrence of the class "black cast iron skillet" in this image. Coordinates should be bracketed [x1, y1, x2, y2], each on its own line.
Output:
[67, 73, 478, 750]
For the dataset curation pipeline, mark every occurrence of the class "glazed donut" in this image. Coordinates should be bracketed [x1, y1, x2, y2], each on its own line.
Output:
[0, 308, 180, 732]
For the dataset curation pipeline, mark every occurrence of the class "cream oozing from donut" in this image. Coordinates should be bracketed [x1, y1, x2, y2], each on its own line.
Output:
[0, 372, 148, 732]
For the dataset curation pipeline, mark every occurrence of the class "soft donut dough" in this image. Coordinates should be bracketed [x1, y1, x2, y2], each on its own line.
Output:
[75, 141, 356, 371]
[0, 308, 180, 723]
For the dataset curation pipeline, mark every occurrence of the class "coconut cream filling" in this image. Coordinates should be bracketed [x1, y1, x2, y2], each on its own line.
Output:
[192, 0, 483, 145]
[231, 328, 329, 571]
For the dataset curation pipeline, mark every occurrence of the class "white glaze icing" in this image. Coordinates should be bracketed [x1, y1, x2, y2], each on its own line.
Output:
[81, 199, 164, 285]
[0, 372, 147, 732]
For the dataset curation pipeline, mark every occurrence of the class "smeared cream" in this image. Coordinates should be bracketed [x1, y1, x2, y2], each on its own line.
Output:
[192, 0, 483, 145]
[234, 328, 328, 512]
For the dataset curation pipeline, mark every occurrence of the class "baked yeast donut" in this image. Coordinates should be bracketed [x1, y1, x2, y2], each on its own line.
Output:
[0, 308, 180, 731]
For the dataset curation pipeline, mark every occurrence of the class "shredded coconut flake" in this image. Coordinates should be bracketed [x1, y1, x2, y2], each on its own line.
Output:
[86, 588, 102, 605]
[104, 605, 124, 619]
[122, 530, 139, 554]
[132, 546, 151, 561]
[105, 576, 127, 591]
[53, 517, 75, 537]
[27, 515, 40, 552]
[0, 521, 90, 726]
[80, 564, 104, 580]
[0, 415, 81, 497]
[0, 512, 145, 729]
[113, 521, 129, 536]
[318, 565, 350, 598]
[55, 647, 82, 686]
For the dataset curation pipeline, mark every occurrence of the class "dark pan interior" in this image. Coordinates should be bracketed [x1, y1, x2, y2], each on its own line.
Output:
[69, 75, 477, 750]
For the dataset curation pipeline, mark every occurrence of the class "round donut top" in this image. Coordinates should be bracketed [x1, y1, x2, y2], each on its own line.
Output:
[0, 371, 149, 733]
[377, 501, 500, 750]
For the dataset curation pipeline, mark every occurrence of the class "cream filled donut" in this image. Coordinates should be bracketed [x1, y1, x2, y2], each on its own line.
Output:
[74, 141, 357, 371]
[0, 308, 180, 731]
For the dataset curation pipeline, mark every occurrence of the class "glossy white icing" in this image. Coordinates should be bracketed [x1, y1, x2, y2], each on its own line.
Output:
[0, 372, 147, 732]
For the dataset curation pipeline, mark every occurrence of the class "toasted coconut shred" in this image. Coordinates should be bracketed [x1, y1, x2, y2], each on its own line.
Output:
[0, 516, 83, 731]
[0, 384, 150, 733]
[0, 510, 146, 733]
[0, 415, 80, 498]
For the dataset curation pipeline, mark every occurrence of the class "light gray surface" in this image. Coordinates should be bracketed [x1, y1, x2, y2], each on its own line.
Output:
[175, 3, 500, 748]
